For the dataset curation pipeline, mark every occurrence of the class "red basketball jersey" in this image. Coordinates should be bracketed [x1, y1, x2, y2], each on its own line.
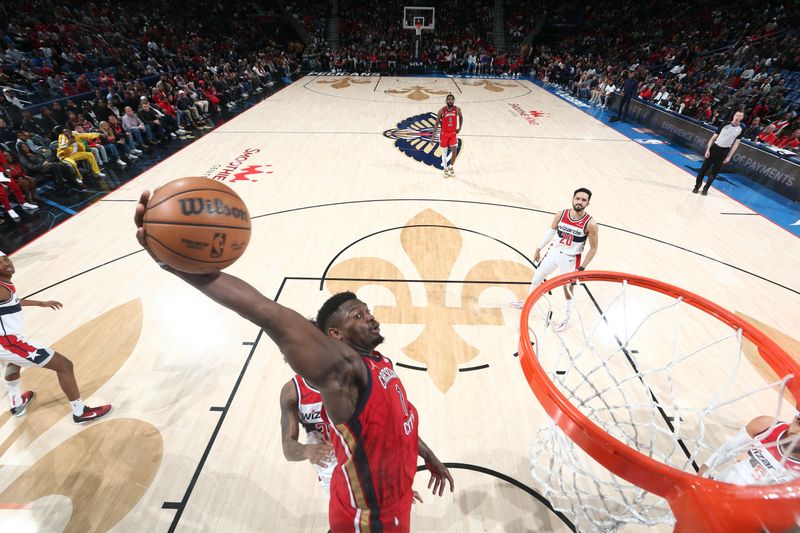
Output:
[324, 352, 419, 532]
[440, 106, 458, 134]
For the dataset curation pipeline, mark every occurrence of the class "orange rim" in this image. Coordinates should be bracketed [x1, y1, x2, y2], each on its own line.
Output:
[519, 270, 800, 532]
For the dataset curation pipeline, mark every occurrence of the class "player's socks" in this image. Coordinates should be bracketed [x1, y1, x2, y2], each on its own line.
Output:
[6, 378, 22, 407]
[70, 398, 86, 417]
[564, 298, 574, 322]
[441, 148, 448, 168]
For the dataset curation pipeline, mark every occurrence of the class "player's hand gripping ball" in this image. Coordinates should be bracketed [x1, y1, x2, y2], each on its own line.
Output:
[142, 177, 251, 273]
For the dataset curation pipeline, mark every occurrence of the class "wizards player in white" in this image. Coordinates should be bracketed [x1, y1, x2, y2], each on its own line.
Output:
[699, 414, 800, 485]
[280, 374, 337, 494]
[0, 251, 111, 422]
[511, 188, 599, 332]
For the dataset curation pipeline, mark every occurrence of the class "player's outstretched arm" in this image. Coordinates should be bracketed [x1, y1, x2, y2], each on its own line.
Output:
[697, 416, 773, 476]
[134, 191, 355, 390]
[20, 299, 63, 309]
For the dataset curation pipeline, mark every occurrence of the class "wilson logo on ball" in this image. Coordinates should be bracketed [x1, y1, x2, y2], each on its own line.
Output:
[178, 198, 249, 222]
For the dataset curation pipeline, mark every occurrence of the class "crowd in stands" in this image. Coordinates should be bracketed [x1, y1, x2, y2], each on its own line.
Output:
[1, 0, 798, 228]
[300, 0, 525, 77]
[530, 0, 800, 153]
[0, 0, 303, 222]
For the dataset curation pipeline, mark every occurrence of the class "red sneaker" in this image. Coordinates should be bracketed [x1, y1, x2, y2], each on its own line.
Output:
[10, 390, 35, 417]
[73, 404, 112, 424]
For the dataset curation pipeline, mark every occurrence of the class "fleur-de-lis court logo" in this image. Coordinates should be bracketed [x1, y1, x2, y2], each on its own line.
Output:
[385, 85, 451, 101]
[326, 210, 532, 392]
[317, 77, 372, 89]
[462, 80, 518, 92]
[0, 300, 162, 532]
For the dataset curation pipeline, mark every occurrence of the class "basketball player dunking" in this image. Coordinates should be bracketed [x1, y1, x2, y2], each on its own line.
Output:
[511, 188, 599, 332]
[135, 193, 453, 533]
[433, 94, 463, 178]
[280, 374, 336, 495]
[699, 413, 800, 484]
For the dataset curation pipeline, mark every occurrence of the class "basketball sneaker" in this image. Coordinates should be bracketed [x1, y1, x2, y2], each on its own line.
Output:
[73, 404, 112, 424]
[510, 300, 526, 309]
[553, 320, 568, 333]
[10, 390, 35, 417]
[447, 165, 455, 177]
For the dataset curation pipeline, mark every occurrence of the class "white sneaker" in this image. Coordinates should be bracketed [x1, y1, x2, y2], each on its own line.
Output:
[6, 209, 19, 220]
[127, 153, 139, 160]
[510, 300, 525, 310]
[553, 320, 568, 333]
[170, 132, 177, 138]
[93, 172, 106, 178]
[21, 202, 39, 212]
[132, 149, 143, 155]
[117, 159, 127, 167]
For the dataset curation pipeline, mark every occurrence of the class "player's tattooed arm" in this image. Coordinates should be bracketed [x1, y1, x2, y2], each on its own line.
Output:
[280, 380, 307, 461]
[280, 380, 333, 465]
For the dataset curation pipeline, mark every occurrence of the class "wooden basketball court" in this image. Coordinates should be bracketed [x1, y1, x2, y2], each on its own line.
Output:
[1, 75, 797, 532]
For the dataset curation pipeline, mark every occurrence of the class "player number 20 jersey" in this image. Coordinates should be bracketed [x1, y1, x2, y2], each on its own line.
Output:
[554, 209, 591, 256]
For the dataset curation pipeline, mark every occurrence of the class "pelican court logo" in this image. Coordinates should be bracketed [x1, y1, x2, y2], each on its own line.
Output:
[383, 112, 463, 170]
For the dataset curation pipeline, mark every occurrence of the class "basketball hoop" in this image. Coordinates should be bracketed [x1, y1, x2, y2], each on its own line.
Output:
[519, 270, 800, 532]
[414, 21, 423, 36]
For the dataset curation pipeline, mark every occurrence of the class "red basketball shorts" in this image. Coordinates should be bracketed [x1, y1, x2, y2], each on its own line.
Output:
[439, 131, 457, 148]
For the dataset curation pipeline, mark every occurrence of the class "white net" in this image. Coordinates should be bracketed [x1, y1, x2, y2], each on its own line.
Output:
[525, 278, 800, 532]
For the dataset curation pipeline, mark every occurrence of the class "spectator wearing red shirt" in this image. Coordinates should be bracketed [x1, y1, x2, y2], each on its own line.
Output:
[0, 151, 40, 216]
[756, 123, 778, 145]
[774, 129, 800, 151]
[752, 100, 769, 118]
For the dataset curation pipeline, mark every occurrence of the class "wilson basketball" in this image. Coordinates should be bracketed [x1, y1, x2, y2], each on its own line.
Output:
[143, 177, 251, 273]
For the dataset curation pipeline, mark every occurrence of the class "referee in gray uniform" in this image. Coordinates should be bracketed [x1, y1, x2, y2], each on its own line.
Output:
[693, 110, 745, 195]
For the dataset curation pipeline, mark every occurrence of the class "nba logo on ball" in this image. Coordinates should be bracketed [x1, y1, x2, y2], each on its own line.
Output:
[143, 177, 251, 273]
[210, 233, 226, 258]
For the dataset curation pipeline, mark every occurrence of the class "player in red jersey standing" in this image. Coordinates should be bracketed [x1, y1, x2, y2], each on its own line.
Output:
[135, 194, 454, 532]
[433, 94, 463, 178]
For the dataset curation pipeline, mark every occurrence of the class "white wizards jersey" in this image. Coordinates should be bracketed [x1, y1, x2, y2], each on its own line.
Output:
[0, 280, 24, 336]
[714, 423, 800, 485]
[292, 375, 336, 491]
[554, 209, 592, 256]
